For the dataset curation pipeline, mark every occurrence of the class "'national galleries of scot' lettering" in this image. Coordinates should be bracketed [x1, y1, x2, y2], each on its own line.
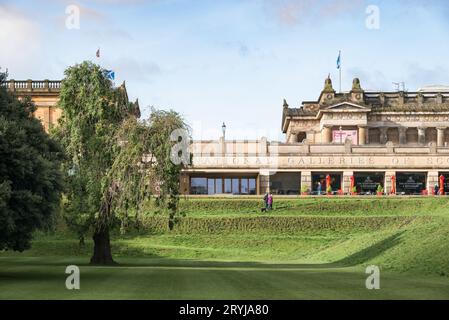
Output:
[5, 77, 449, 196]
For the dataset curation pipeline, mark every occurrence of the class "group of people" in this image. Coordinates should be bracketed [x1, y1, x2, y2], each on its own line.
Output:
[263, 192, 274, 211]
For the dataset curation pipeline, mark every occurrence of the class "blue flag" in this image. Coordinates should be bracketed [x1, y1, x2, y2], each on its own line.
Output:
[104, 70, 115, 80]
[336, 51, 341, 69]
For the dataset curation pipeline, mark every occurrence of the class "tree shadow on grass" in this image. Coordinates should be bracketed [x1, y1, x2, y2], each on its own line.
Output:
[0, 231, 405, 271]
[331, 231, 405, 267]
[115, 231, 405, 270]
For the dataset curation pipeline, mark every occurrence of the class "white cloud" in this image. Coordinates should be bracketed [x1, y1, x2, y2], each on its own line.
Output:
[0, 5, 42, 76]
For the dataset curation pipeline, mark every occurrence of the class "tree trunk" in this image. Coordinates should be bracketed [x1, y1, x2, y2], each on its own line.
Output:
[90, 228, 116, 265]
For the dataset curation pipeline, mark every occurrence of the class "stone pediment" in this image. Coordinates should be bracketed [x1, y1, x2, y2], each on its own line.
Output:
[323, 102, 371, 112]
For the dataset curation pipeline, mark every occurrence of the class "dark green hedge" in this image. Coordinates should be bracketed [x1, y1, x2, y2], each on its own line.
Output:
[141, 215, 415, 234]
[173, 197, 449, 216]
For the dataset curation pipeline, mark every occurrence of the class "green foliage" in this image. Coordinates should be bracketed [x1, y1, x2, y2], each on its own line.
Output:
[53, 61, 127, 241]
[154, 197, 447, 216]
[0, 69, 63, 251]
[377, 185, 384, 193]
[145, 109, 190, 230]
[140, 215, 413, 234]
[54, 61, 190, 253]
[301, 185, 309, 194]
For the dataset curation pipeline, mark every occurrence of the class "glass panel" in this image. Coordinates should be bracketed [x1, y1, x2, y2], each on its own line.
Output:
[241, 178, 249, 194]
[215, 178, 223, 194]
[190, 178, 207, 195]
[396, 172, 426, 195]
[208, 179, 215, 195]
[232, 178, 239, 194]
[311, 173, 342, 193]
[224, 179, 232, 193]
[249, 179, 256, 195]
[354, 172, 384, 194]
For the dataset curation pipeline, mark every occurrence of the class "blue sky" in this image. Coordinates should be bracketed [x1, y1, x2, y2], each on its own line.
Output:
[1, 0, 449, 140]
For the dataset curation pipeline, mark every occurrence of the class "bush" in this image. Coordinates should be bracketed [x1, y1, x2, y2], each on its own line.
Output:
[141, 215, 415, 234]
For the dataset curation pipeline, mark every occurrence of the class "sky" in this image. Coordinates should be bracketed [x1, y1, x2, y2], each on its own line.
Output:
[1, 0, 449, 140]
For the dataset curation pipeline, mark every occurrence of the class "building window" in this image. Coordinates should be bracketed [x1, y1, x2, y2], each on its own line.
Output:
[241, 178, 249, 194]
[215, 178, 223, 194]
[207, 178, 215, 195]
[396, 172, 426, 195]
[190, 176, 257, 195]
[224, 179, 232, 193]
[190, 178, 207, 195]
[312, 173, 342, 193]
[271, 173, 300, 195]
[354, 172, 384, 194]
[249, 178, 256, 195]
[232, 178, 239, 194]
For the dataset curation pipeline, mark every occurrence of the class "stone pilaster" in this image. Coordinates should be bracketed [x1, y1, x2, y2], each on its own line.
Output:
[343, 171, 354, 194]
[437, 127, 446, 147]
[385, 171, 396, 194]
[300, 171, 312, 193]
[427, 171, 439, 194]
[179, 173, 189, 195]
[259, 173, 271, 194]
[358, 126, 366, 145]
[322, 125, 332, 143]
[306, 131, 315, 144]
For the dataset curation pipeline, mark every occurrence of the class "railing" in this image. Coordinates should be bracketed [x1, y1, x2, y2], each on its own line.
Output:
[2, 80, 61, 92]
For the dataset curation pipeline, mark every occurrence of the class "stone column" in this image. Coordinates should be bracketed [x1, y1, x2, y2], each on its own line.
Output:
[437, 127, 446, 147]
[300, 171, 312, 194]
[399, 127, 407, 145]
[306, 131, 315, 144]
[418, 127, 426, 145]
[322, 125, 332, 143]
[358, 126, 366, 145]
[343, 171, 354, 194]
[380, 127, 388, 144]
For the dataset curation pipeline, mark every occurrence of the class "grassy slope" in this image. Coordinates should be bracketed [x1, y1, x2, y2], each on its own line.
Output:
[1, 197, 449, 299]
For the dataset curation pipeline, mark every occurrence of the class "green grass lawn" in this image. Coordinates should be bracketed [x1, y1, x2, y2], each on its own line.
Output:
[1, 197, 449, 299]
[1, 256, 449, 299]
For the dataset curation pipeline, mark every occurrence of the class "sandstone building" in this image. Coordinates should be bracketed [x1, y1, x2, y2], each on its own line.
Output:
[6, 77, 449, 196]
[182, 78, 449, 196]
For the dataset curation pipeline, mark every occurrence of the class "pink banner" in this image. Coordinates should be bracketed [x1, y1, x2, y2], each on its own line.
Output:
[333, 130, 358, 144]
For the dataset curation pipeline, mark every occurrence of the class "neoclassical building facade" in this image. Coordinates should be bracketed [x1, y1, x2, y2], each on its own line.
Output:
[6, 77, 449, 196]
[182, 78, 449, 196]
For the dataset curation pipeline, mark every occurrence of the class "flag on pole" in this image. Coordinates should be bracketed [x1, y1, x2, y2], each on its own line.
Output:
[336, 51, 341, 69]
[104, 70, 115, 80]
[96, 48, 100, 58]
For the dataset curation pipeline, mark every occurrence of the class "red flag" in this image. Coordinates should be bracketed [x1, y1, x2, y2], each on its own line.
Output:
[96, 48, 100, 58]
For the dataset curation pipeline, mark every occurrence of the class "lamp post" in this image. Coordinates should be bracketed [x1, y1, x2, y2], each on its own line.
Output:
[222, 122, 226, 140]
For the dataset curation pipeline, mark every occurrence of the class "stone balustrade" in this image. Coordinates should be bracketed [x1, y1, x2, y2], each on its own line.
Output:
[2, 80, 61, 92]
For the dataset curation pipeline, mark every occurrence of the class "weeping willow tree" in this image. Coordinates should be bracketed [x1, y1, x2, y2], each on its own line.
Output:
[54, 61, 190, 264]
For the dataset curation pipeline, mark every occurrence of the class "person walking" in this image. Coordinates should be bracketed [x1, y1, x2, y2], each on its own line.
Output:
[263, 192, 269, 211]
[317, 182, 322, 195]
[267, 193, 273, 211]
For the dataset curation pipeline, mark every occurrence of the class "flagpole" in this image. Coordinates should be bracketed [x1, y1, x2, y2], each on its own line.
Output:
[339, 50, 342, 93]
